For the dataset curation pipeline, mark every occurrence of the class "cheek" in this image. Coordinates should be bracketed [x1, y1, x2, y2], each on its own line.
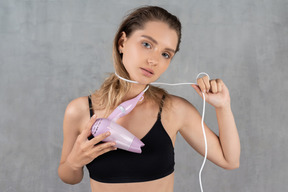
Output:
[121, 46, 143, 76]
[161, 60, 170, 71]
[123, 44, 141, 64]
[157, 63, 170, 77]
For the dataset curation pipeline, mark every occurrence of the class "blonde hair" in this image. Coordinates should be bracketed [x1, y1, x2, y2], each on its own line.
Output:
[91, 6, 182, 116]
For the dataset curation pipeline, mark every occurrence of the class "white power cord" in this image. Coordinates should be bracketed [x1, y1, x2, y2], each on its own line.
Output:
[115, 72, 209, 192]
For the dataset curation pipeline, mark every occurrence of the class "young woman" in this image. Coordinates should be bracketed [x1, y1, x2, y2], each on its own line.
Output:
[58, 6, 240, 192]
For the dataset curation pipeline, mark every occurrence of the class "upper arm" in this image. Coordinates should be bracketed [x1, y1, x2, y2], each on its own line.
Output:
[59, 96, 90, 164]
[175, 97, 231, 169]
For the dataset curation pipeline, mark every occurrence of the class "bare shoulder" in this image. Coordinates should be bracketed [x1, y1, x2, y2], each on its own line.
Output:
[63, 96, 90, 134]
[166, 94, 198, 113]
[65, 96, 90, 117]
[163, 94, 200, 131]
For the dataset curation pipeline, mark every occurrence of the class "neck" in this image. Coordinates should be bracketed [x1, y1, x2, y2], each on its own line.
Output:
[115, 72, 149, 101]
[123, 83, 148, 101]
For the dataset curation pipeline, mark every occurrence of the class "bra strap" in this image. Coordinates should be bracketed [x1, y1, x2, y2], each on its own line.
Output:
[157, 95, 166, 119]
[88, 95, 94, 118]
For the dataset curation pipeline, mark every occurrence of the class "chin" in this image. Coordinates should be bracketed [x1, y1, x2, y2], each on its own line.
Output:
[139, 77, 157, 85]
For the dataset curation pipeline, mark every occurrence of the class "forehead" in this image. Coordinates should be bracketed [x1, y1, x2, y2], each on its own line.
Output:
[130, 21, 178, 50]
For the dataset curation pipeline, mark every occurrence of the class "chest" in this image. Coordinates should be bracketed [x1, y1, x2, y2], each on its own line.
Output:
[116, 105, 159, 139]
[86, 108, 176, 183]
[94, 101, 178, 146]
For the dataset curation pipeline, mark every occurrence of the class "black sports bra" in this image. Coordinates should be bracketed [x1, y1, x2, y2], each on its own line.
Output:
[86, 95, 175, 183]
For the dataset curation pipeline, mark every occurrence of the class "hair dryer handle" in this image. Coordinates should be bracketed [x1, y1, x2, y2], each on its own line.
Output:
[108, 91, 144, 121]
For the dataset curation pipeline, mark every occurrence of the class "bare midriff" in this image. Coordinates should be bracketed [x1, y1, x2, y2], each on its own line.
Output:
[90, 172, 174, 192]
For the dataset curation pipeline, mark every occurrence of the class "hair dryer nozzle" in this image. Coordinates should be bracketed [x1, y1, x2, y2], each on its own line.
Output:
[129, 137, 145, 153]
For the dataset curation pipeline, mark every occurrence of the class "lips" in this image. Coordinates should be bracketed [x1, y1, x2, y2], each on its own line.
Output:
[140, 68, 154, 75]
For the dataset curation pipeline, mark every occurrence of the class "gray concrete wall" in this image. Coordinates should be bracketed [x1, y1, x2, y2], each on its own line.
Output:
[1, 0, 287, 191]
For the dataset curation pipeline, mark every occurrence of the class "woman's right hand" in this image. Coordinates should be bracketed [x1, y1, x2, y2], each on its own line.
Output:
[66, 114, 117, 170]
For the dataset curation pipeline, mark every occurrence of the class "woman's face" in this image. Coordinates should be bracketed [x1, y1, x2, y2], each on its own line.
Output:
[119, 21, 178, 84]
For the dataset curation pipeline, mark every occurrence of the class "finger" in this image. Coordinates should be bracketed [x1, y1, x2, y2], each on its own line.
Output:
[89, 131, 111, 146]
[94, 142, 116, 152]
[203, 75, 210, 93]
[197, 78, 206, 93]
[95, 145, 117, 157]
[80, 114, 97, 141]
[191, 84, 203, 98]
[216, 79, 223, 92]
[91, 142, 117, 157]
[210, 80, 218, 93]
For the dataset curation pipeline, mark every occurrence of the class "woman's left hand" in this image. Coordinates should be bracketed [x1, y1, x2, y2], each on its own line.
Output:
[191, 76, 231, 109]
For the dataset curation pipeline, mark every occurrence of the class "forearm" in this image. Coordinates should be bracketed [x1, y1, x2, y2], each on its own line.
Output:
[216, 104, 240, 169]
[58, 159, 84, 184]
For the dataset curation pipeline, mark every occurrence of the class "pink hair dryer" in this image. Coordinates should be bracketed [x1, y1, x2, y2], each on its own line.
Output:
[91, 87, 148, 153]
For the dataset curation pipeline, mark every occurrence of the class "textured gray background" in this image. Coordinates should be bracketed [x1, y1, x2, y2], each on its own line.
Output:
[1, 0, 287, 192]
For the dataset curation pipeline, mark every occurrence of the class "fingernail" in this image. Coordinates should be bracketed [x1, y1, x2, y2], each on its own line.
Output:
[113, 147, 117, 150]
[92, 114, 96, 118]
[105, 131, 110, 136]
[111, 142, 116, 146]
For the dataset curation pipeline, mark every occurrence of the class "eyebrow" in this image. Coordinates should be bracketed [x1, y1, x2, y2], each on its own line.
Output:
[141, 35, 176, 53]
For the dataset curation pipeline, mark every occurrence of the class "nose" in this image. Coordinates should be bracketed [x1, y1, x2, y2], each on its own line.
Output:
[147, 52, 159, 66]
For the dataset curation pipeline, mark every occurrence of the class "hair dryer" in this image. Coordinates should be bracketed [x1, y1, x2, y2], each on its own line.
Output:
[91, 86, 149, 153]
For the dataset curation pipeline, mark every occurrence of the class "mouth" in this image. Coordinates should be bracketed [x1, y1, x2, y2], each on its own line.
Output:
[140, 68, 154, 75]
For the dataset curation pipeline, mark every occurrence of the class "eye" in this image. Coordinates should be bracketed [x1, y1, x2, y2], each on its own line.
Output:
[142, 42, 151, 49]
[162, 52, 171, 59]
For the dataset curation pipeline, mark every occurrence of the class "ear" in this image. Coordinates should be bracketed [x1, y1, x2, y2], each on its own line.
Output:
[118, 32, 127, 53]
